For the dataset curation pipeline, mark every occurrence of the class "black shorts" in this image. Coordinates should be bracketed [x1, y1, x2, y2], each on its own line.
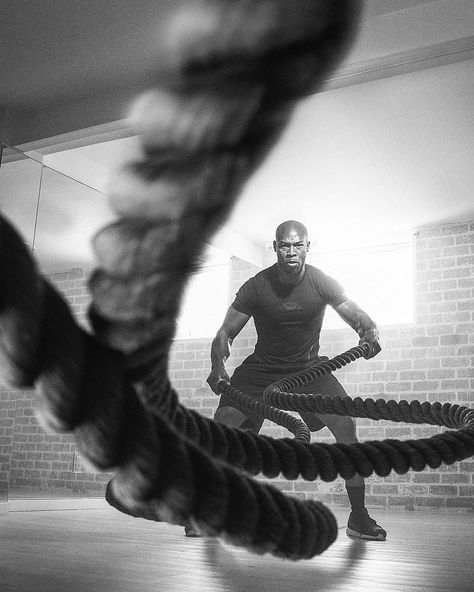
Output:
[217, 361, 349, 433]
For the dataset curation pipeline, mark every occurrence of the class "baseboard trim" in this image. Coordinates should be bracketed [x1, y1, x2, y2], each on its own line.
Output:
[0, 501, 10, 514]
[8, 497, 108, 512]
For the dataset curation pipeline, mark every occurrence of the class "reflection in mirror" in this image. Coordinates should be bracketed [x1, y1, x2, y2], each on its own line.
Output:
[34, 166, 114, 275]
[0, 146, 45, 505]
[0, 146, 43, 251]
[0, 144, 233, 507]
[0, 146, 117, 505]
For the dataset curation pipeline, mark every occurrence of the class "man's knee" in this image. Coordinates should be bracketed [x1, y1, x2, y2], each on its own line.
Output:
[214, 405, 249, 429]
[324, 414, 358, 443]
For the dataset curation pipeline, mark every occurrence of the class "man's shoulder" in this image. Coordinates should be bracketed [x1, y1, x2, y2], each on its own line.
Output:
[304, 264, 325, 280]
[304, 264, 341, 292]
[305, 264, 346, 302]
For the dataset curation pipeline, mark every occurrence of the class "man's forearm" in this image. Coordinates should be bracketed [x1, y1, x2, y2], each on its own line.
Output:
[353, 310, 378, 340]
[335, 299, 381, 359]
[336, 300, 379, 339]
[210, 329, 231, 370]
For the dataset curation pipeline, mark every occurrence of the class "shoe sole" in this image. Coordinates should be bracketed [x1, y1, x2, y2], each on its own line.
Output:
[185, 530, 201, 538]
[346, 527, 386, 541]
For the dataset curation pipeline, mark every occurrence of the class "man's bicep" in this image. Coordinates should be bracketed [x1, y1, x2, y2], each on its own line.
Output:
[334, 299, 377, 332]
[221, 305, 251, 340]
[334, 299, 358, 323]
[316, 270, 347, 309]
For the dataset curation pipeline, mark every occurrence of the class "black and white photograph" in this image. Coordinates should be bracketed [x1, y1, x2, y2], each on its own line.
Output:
[0, 1, 473, 591]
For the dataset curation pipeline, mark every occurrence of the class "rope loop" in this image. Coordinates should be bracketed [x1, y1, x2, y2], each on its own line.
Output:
[1, 0, 472, 561]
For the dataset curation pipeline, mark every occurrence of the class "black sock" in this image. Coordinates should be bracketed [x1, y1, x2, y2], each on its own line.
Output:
[346, 484, 366, 514]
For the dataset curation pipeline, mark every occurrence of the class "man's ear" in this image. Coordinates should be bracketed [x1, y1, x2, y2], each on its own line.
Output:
[306, 240, 311, 251]
[272, 240, 277, 252]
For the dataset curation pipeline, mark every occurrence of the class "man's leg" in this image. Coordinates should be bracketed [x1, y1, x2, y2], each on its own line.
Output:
[214, 405, 260, 431]
[298, 373, 386, 541]
[308, 412, 386, 541]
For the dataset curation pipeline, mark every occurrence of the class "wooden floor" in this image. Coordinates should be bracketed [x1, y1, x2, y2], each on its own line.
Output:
[1, 505, 472, 592]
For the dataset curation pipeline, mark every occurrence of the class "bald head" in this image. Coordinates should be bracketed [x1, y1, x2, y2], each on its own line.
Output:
[273, 220, 310, 282]
[275, 220, 308, 242]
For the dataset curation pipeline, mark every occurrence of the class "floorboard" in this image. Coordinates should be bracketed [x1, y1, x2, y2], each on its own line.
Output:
[0, 505, 472, 592]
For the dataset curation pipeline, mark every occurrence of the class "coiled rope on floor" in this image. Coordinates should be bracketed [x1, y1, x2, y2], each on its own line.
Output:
[0, 0, 472, 560]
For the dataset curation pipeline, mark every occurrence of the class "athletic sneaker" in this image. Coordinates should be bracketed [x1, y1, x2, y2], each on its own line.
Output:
[346, 510, 387, 540]
[184, 524, 201, 538]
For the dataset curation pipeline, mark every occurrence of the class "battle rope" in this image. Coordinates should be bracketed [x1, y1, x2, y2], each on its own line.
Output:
[164, 344, 474, 482]
[213, 347, 380, 443]
[0, 0, 472, 560]
[0, 0, 362, 559]
[198, 344, 474, 480]
[263, 344, 474, 428]
[218, 380, 312, 442]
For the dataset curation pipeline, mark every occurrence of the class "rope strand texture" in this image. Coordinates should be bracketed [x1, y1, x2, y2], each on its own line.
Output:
[200, 344, 473, 481]
[0, 1, 361, 559]
[0, 0, 472, 560]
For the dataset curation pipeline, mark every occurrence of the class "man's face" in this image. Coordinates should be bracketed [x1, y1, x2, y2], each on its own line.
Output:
[273, 228, 310, 275]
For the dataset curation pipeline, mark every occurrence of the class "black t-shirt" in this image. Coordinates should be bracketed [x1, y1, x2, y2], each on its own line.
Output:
[232, 264, 346, 367]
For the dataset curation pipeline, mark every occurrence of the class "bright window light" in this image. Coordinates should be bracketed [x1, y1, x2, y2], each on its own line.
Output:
[175, 245, 230, 339]
[309, 242, 414, 329]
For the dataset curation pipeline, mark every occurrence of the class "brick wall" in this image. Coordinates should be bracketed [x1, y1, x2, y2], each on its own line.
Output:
[0, 389, 14, 500]
[0, 268, 112, 497]
[0, 221, 472, 509]
[169, 221, 474, 511]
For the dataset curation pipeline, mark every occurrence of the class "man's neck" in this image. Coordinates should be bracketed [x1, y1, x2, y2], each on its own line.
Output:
[276, 264, 305, 285]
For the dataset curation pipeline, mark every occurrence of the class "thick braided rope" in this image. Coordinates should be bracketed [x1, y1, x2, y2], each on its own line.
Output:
[171, 402, 474, 483]
[123, 338, 473, 486]
[218, 381, 311, 442]
[211, 346, 372, 443]
[263, 344, 474, 433]
[0, 1, 361, 559]
[164, 346, 474, 481]
[0, 215, 339, 559]
[263, 344, 370, 401]
[1, 0, 472, 559]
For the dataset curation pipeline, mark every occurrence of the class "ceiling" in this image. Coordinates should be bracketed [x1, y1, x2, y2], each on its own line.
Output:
[0, 0, 441, 110]
[1, 0, 474, 271]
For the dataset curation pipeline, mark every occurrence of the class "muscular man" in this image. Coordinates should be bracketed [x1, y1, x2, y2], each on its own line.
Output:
[197, 219, 386, 542]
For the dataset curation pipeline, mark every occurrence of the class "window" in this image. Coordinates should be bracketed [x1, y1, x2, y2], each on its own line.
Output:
[175, 245, 231, 339]
[310, 242, 414, 329]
